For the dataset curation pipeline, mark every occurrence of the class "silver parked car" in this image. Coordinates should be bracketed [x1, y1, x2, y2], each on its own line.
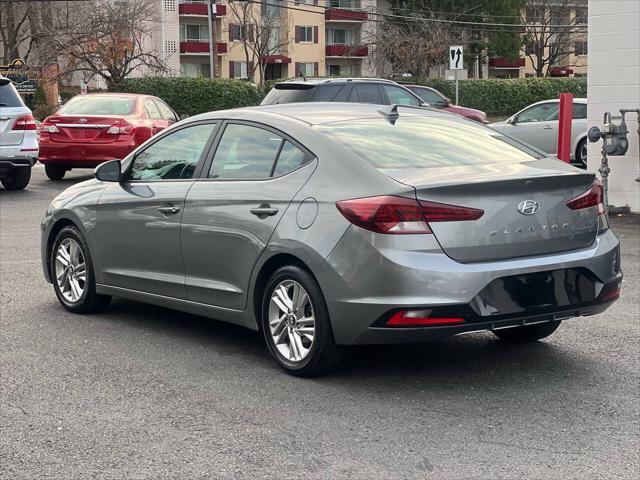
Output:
[41, 103, 622, 376]
[490, 98, 588, 167]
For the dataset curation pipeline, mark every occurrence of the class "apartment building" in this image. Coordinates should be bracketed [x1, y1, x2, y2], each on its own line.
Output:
[159, 0, 381, 81]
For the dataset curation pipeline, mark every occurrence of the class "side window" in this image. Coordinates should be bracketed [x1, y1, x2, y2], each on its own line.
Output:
[156, 100, 177, 122]
[413, 88, 445, 106]
[144, 99, 162, 120]
[573, 103, 587, 119]
[517, 103, 559, 123]
[355, 84, 383, 104]
[382, 85, 421, 106]
[333, 85, 352, 102]
[128, 124, 216, 181]
[208, 124, 283, 179]
[312, 85, 344, 102]
[347, 86, 359, 103]
[273, 141, 309, 176]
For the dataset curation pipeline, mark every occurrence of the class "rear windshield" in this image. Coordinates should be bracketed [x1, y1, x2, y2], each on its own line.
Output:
[261, 85, 314, 105]
[316, 115, 543, 169]
[59, 96, 136, 115]
[0, 81, 25, 108]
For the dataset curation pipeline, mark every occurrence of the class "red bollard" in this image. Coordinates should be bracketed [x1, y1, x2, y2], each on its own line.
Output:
[557, 93, 573, 163]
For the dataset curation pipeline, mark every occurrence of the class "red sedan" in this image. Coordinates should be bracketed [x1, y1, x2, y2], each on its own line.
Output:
[403, 85, 488, 123]
[38, 93, 178, 180]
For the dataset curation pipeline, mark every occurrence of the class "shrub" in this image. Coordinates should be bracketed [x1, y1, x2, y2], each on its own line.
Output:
[118, 77, 263, 116]
[407, 77, 587, 116]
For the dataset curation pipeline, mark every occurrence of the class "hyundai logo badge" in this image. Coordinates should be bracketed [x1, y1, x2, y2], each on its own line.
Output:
[517, 200, 540, 215]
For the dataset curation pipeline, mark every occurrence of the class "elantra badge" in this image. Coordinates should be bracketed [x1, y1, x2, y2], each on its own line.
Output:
[517, 200, 540, 215]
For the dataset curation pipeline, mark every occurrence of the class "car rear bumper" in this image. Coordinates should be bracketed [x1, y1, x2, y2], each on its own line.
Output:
[39, 139, 137, 166]
[0, 156, 36, 177]
[319, 226, 622, 345]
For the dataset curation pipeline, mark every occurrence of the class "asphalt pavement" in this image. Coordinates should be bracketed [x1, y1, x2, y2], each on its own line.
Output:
[1, 167, 639, 479]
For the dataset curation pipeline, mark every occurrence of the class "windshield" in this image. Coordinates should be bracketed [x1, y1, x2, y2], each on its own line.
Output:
[316, 114, 544, 169]
[59, 96, 136, 115]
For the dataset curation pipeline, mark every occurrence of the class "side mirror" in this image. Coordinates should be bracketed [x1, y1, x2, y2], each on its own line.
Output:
[444, 97, 452, 105]
[179, 113, 189, 121]
[508, 116, 517, 125]
[94, 159, 121, 182]
[420, 102, 432, 107]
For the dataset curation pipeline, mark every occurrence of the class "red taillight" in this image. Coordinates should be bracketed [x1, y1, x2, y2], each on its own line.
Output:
[336, 195, 483, 234]
[106, 124, 135, 135]
[387, 310, 465, 327]
[12, 115, 37, 131]
[567, 181, 605, 215]
[598, 287, 620, 303]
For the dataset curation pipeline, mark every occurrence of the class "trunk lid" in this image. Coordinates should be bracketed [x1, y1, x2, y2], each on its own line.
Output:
[45, 115, 124, 143]
[383, 159, 599, 262]
[0, 107, 28, 146]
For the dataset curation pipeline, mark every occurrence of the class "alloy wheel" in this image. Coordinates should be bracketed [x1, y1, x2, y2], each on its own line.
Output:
[55, 238, 87, 303]
[579, 141, 588, 167]
[268, 280, 315, 362]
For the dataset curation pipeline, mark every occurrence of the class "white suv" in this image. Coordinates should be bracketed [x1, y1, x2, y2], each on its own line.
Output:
[0, 76, 39, 189]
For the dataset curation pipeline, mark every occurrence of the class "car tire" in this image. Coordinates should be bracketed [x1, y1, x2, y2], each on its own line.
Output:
[51, 225, 111, 313]
[45, 165, 66, 180]
[493, 320, 562, 343]
[1, 167, 31, 190]
[261, 265, 345, 377]
[575, 138, 587, 169]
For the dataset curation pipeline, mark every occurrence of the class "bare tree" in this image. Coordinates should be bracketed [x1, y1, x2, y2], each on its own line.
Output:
[522, 0, 587, 77]
[227, 0, 291, 85]
[367, 14, 454, 77]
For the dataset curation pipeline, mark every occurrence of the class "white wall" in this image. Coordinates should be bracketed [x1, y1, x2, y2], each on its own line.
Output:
[587, 0, 640, 212]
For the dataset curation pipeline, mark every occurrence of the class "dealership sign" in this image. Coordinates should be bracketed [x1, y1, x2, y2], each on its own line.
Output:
[0, 58, 38, 94]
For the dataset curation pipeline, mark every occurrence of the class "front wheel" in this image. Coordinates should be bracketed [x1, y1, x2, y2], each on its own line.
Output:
[1, 167, 31, 190]
[261, 265, 345, 377]
[45, 164, 67, 180]
[51, 226, 111, 313]
[493, 320, 562, 343]
[575, 139, 587, 169]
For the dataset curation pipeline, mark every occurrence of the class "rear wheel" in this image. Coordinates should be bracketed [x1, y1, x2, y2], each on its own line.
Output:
[45, 164, 66, 180]
[51, 226, 111, 313]
[493, 320, 562, 343]
[1, 167, 31, 190]
[575, 138, 587, 168]
[261, 265, 345, 377]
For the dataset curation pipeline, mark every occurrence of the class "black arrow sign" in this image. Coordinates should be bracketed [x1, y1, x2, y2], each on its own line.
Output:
[450, 47, 462, 69]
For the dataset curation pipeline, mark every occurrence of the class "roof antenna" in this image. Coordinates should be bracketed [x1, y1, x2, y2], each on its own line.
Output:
[378, 104, 399, 125]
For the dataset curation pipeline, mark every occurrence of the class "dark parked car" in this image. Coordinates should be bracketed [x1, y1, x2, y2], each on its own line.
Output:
[42, 103, 621, 377]
[261, 78, 428, 108]
[403, 85, 488, 123]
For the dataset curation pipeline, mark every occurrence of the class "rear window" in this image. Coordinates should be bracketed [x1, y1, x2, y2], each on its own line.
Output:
[316, 115, 543, 169]
[59, 96, 136, 115]
[261, 85, 315, 105]
[0, 81, 25, 108]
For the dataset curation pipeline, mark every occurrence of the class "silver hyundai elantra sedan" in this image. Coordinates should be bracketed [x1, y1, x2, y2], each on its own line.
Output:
[41, 103, 622, 376]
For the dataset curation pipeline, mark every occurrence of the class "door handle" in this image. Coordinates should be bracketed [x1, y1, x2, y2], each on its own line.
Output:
[544, 125, 554, 130]
[250, 205, 278, 217]
[158, 206, 180, 215]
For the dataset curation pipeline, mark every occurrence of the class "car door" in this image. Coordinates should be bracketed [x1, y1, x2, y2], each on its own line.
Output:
[96, 122, 218, 298]
[181, 122, 315, 310]
[503, 102, 559, 154]
[143, 98, 168, 135]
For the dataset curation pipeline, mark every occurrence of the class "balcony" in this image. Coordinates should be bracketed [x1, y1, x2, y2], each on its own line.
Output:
[179, 41, 227, 54]
[489, 57, 525, 68]
[325, 44, 368, 57]
[178, 2, 225, 16]
[325, 8, 367, 22]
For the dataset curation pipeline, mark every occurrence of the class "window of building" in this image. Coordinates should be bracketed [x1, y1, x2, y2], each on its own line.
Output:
[267, 27, 280, 52]
[231, 61, 248, 79]
[526, 6, 544, 23]
[326, 28, 356, 45]
[575, 7, 587, 24]
[328, 64, 353, 76]
[525, 41, 536, 55]
[261, 0, 280, 17]
[297, 26, 314, 43]
[295, 62, 315, 77]
[575, 40, 588, 56]
[329, 0, 360, 8]
[180, 62, 210, 78]
[230, 24, 249, 42]
[180, 24, 209, 42]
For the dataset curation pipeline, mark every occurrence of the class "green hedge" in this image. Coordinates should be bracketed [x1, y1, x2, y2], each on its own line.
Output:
[406, 77, 587, 116]
[117, 76, 587, 118]
[119, 77, 263, 116]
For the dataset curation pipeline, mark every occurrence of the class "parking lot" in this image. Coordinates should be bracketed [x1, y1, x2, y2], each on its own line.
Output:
[1, 167, 638, 479]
